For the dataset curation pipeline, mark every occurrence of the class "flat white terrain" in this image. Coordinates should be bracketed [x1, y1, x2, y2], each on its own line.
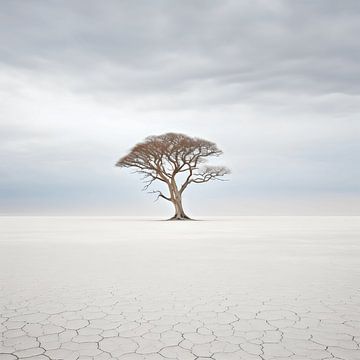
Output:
[0, 216, 359, 360]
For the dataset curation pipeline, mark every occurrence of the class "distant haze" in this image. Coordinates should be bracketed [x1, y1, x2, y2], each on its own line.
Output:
[1, 0, 359, 215]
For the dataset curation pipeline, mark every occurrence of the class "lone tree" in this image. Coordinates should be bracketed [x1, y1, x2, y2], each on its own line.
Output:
[116, 133, 230, 220]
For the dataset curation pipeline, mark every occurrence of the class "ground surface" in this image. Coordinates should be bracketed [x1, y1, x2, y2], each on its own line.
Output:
[0, 216, 359, 360]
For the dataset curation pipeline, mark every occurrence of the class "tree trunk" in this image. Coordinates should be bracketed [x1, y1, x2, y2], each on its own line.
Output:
[169, 186, 191, 220]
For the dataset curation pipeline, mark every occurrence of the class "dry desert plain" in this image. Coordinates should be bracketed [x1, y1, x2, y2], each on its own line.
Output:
[0, 216, 360, 360]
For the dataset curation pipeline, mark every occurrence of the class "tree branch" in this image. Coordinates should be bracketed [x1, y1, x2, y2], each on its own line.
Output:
[149, 190, 172, 202]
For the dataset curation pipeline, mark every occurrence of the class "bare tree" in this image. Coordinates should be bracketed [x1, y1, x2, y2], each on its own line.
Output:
[116, 133, 230, 220]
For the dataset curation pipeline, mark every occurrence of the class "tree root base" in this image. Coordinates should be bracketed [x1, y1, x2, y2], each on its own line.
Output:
[168, 215, 192, 221]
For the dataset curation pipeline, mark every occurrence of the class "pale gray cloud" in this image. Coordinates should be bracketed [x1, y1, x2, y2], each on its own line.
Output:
[0, 0, 359, 214]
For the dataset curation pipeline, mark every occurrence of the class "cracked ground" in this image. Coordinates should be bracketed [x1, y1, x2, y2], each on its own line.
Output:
[0, 216, 360, 360]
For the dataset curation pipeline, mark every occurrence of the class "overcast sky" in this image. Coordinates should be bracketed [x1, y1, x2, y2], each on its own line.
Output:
[1, 0, 359, 215]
